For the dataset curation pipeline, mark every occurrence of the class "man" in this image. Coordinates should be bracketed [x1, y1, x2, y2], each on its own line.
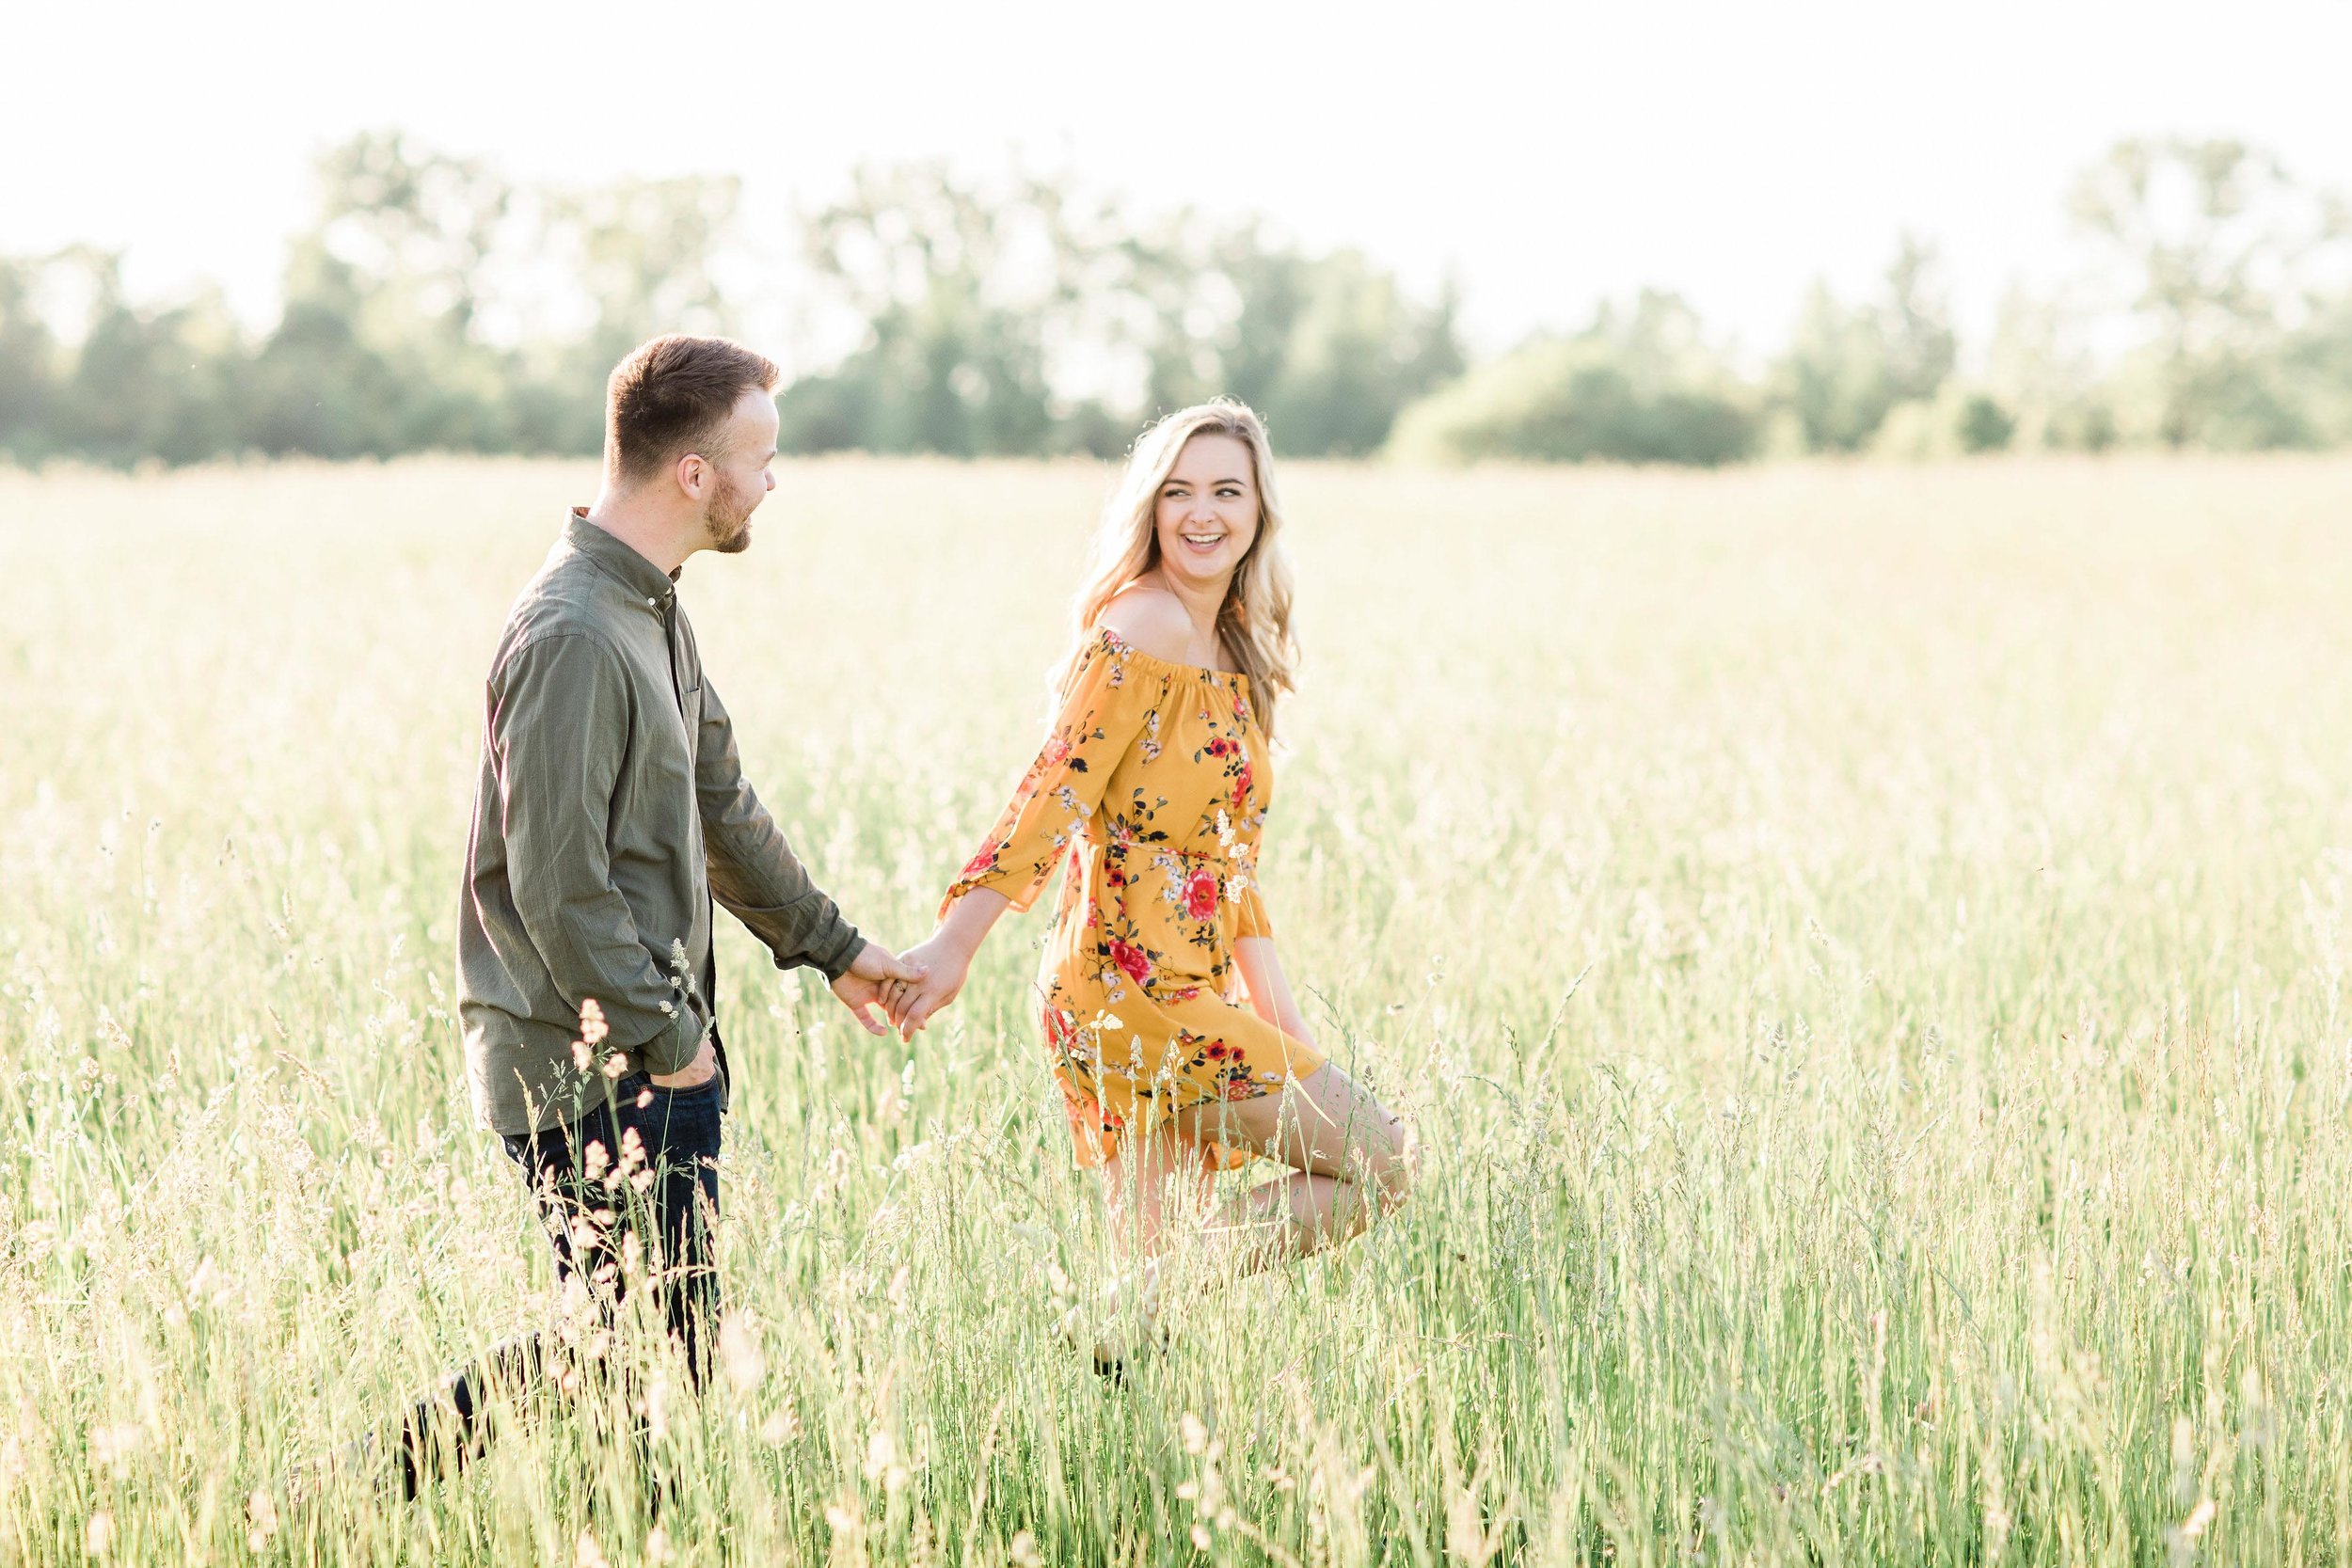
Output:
[403, 333, 919, 1491]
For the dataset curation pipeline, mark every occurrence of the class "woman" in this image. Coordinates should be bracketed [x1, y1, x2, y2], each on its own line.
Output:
[883, 400, 1414, 1347]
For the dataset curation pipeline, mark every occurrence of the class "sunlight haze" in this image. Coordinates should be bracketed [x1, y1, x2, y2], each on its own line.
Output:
[10, 0, 2351, 356]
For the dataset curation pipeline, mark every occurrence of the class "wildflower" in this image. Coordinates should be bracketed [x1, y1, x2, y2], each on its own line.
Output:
[865, 1428, 908, 1492]
[579, 998, 608, 1045]
[245, 1488, 278, 1549]
[643, 1371, 674, 1443]
[719, 1313, 767, 1392]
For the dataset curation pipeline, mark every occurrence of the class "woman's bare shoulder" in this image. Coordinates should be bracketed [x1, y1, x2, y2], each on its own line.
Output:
[1096, 585, 1194, 664]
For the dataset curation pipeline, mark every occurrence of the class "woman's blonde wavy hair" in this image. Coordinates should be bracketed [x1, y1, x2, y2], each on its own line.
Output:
[1056, 399, 1298, 735]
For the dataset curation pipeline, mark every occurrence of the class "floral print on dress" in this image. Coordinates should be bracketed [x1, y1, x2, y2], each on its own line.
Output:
[945, 628, 1321, 1169]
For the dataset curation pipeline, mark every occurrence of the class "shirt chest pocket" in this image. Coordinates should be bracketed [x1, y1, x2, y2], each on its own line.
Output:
[678, 682, 706, 763]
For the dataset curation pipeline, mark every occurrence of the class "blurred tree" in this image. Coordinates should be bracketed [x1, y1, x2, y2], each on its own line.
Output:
[252, 132, 523, 454]
[53, 249, 245, 466]
[1388, 291, 1755, 466]
[555, 176, 743, 379]
[1772, 236, 1956, 452]
[2281, 293, 2352, 445]
[11, 130, 2348, 470]
[0, 256, 60, 459]
[1126, 224, 1462, 454]
[1983, 284, 2118, 451]
[1263, 253, 1463, 455]
[781, 174, 1464, 458]
[784, 163, 1085, 455]
[2070, 136, 2346, 449]
[1956, 393, 2017, 453]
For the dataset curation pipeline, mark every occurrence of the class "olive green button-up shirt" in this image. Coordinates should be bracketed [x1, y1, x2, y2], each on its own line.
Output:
[459, 510, 862, 1134]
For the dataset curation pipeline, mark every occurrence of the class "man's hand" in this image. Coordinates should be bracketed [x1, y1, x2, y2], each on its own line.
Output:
[882, 932, 976, 1041]
[649, 1033, 719, 1089]
[830, 941, 928, 1038]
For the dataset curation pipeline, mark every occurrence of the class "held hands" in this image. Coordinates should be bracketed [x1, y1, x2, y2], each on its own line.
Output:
[880, 931, 976, 1041]
[830, 941, 929, 1038]
[878, 890, 1005, 1041]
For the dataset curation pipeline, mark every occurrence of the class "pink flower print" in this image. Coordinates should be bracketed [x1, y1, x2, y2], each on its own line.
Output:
[1183, 866, 1220, 920]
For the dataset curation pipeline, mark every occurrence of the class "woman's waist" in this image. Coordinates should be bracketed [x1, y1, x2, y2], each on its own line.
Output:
[1077, 832, 1254, 872]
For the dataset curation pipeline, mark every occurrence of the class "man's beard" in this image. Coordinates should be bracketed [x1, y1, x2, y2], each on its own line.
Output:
[704, 474, 758, 554]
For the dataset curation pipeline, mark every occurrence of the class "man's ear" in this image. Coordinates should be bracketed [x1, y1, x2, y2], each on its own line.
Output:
[675, 451, 709, 500]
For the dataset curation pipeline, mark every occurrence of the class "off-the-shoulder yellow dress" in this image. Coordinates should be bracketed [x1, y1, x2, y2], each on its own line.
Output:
[943, 628, 1325, 1169]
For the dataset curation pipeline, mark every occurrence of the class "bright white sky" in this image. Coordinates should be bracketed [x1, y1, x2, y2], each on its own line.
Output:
[8, 0, 2350, 361]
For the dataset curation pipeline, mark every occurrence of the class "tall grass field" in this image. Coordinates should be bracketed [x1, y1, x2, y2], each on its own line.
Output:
[4, 455, 2352, 1565]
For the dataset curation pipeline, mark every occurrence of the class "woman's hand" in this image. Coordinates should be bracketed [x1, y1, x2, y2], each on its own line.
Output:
[882, 932, 976, 1039]
[829, 941, 929, 1038]
[882, 888, 1009, 1040]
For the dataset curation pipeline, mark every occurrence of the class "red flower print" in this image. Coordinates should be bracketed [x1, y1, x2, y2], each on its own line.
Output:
[1108, 940, 1151, 984]
[1203, 1039, 1228, 1060]
[1232, 766, 1253, 809]
[1203, 736, 1234, 757]
[960, 841, 998, 880]
[1184, 866, 1220, 920]
[1044, 736, 1073, 768]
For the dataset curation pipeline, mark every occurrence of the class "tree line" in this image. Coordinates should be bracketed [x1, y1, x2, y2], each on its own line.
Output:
[3, 133, 2346, 468]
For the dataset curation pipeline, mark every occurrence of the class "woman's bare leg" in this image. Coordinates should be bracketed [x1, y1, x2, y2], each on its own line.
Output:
[1097, 1063, 1414, 1277]
[1188, 1062, 1415, 1267]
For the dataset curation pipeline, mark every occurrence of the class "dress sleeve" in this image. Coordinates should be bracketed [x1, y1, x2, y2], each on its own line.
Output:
[943, 637, 1159, 917]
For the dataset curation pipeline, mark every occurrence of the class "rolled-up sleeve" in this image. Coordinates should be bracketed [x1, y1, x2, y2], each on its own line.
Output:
[694, 673, 863, 980]
[493, 633, 703, 1072]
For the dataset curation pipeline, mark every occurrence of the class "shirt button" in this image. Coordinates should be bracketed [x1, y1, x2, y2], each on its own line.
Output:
[646, 597, 658, 608]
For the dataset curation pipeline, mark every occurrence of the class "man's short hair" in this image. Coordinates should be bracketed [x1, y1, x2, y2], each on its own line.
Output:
[605, 335, 782, 484]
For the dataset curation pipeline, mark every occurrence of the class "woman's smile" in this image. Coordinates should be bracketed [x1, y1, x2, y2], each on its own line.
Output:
[1154, 432, 1260, 586]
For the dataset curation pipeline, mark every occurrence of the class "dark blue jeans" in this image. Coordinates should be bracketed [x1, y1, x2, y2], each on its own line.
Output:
[394, 1069, 724, 1496]
[503, 1070, 726, 1370]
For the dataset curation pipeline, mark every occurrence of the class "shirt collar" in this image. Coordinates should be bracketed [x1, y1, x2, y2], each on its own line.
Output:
[564, 507, 683, 608]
